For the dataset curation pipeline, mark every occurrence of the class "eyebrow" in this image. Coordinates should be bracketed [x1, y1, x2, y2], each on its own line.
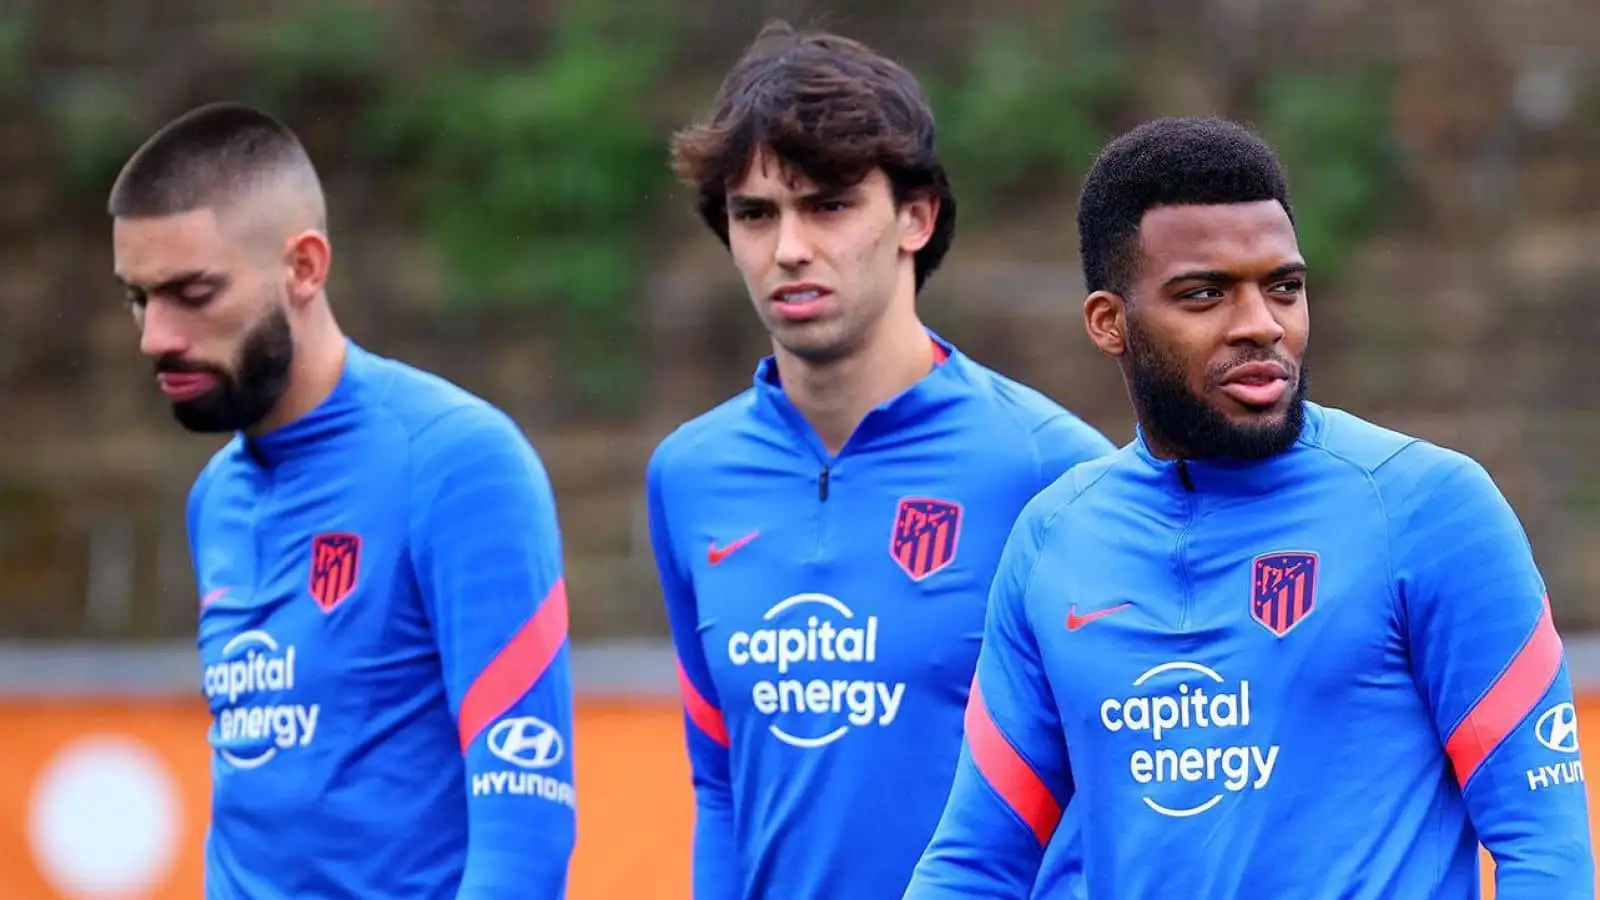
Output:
[115, 269, 221, 294]
[726, 193, 769, 210]
[728, 185, 853, 208]
[1161, 262, 1308, 289]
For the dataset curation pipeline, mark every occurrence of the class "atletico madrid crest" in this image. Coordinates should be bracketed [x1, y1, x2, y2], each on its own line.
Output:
[890, 497, 963, 582]
[1250, 550, 1318, 637]
[308, 532, 361, 612]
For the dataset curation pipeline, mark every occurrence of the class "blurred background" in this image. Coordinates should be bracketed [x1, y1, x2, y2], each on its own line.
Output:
[0, 0, 1594, 896]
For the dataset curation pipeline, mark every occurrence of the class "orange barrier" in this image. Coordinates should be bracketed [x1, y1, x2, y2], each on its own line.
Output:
[0, 697, 1591, 898]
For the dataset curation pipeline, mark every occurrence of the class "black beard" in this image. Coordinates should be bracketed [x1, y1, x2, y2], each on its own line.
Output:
[156, 305, 294, 434]
[1126, 317, 1308, 461]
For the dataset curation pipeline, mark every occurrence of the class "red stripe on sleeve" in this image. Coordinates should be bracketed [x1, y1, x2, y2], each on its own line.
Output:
[1444, 594, 1564, 788]
[676, 660, 730, 749]
[456, 578, 570, 753]
[964, 677, 1062, 845]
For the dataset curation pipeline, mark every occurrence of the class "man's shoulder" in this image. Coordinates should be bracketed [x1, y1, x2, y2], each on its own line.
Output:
[360, 350, 498, 427]
[954, 355, 1115, 466]
[1305, 404, 1423, 471]
[957, 355, 1086, 431]
[1019, 444, 1137, 530]
[1312, 404, 1465, 471]
[1309, 404, 1494, 514]
[647, 388, 764, 483]
[353, 349, 539, 463]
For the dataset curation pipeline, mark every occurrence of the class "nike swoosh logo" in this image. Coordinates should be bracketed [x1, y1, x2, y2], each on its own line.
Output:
[201, 587, 231, 607]
[1066, 602, 1132, 631]
[708, 531, 760, 565]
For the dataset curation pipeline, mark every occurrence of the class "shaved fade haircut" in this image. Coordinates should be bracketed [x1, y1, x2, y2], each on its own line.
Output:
[1077, 116, 1293, 297]
[108, 101, 326, 229]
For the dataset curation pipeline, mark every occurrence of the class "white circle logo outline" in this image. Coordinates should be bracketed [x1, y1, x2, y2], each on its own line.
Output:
[1535, 702, 1580, 754]
[487, 716, 566, 769]
[215, 630, 285, 770]
[764, 592, 854, 749]
[1129, 660, 1229, 818]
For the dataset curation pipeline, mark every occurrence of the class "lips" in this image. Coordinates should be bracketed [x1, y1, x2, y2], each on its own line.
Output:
[769, 284, 832, 322]
[1219, 361, 1291, 409]
[157, 372, 219, 402]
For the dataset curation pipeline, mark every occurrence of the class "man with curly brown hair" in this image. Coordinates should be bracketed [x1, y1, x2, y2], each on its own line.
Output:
[644, 20, 1108, 900]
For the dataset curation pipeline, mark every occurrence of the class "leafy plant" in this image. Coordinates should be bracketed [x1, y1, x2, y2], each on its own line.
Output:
[39, 73, 143, 196]
[223, 0, 393, 108]
[363, 8, 675, 412]
[0, 9, 27, 98]
[1251, 69, 1398, 281]
[929, 0, 1130, 217]
[0, 9, 141, 199]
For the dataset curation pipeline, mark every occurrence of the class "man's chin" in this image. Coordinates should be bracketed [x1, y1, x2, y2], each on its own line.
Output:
[1213, 401, 1305, 460]
[171, 397, 247, 434]
[1219, 402, 1291, 430]
[771, 322, 853, 365]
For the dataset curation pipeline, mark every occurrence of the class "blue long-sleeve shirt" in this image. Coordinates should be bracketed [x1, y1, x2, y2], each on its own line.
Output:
[906, 402, 1594, 899]
[191, 341, 576, 899]
[645, 332, 1115, 899]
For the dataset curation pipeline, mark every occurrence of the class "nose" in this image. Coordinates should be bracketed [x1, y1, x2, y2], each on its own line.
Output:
[137, 301, 189, 360]
[773, 211, 813, 270]
[1224, 286, 1286, 347]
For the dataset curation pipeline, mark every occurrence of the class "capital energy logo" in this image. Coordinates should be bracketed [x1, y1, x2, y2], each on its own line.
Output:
[727, 592, 905, 749]
[1101, 660, 1278, 818]
[201, 630, 319, 769]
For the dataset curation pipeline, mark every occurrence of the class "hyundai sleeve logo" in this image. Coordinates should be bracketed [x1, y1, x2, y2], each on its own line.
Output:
[1534, 702, 1581, 754]
[486, 716, 565, 769]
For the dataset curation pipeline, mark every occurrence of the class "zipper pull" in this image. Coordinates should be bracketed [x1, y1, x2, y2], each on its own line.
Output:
[1176, 458, 1195, 492]
[818, 466, 831, 501]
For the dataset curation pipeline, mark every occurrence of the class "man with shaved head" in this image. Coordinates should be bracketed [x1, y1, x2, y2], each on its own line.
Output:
[111, 102, 577, 898]
[109, 103, 327, 434]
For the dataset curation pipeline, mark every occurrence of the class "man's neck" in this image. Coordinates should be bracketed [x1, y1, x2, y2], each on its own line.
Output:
[1136, 419, 1183, 461]
[775, 311, 935, 456]
[248, 302, 347, 437]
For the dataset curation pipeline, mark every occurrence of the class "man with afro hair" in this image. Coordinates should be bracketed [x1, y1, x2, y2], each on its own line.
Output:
[906, 116, 1593, 899]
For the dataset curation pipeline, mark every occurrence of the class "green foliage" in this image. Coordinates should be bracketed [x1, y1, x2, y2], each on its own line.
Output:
[0, 9, 27, 98]
[1567, 477, 1600, 514]
[929, 0, 1130, 218]
[365, 47, 666, 307]
[1588, 82, 1600, 141]
[39, 74, 143, 196]
[1250, 69, 1397, 282]
[207, 0, 677, 413]
[928, 9, 1395, 286]
[17, 1, 1399, 414]
[227, 0, 391, 76]
[222, 0, 393, 109]
[363, 11, 674, 412]
[0, 9, 142, 199]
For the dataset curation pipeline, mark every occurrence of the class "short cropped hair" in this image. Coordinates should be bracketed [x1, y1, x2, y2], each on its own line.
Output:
[669, 20, 956, 292]
[1076, 116, 1293, 296]
[108, 102, 320, 220]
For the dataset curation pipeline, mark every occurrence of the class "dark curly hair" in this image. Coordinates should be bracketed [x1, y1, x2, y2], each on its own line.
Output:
[669, 20, 956, 292]
[1077, 116, 1293, 296]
